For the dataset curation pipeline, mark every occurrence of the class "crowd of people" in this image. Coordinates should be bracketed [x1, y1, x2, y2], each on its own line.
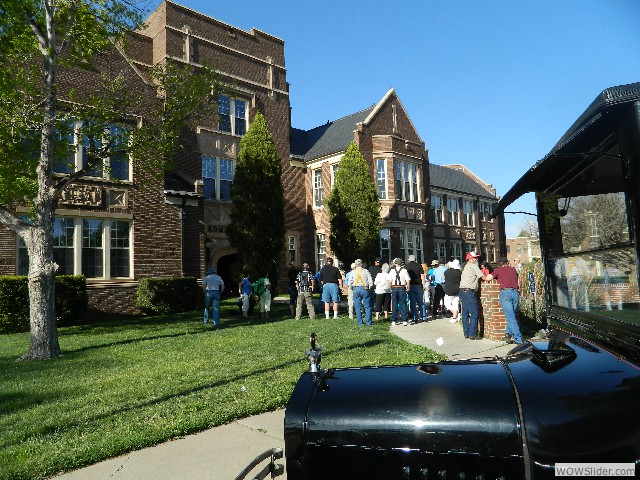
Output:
[202, 253, 524, 343]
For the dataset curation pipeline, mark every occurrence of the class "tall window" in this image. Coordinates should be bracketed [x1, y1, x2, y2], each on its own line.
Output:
[313, 169, 323, 207]
[431, 194, 443, 224]
[376, 159, 387, 199]
[480, 202, 494, 222]
[316, 233, 326, 268]
[82, 219, 104, 278]
[379, 228, 390, 264]
[395, 160, 419, 202]
[331, 163, 339, 189]
[449, 241, 462, 263]
[288, 235, 297, 265]
[434, 241, 446, 261]
[52, 119, 130, 181]
[18, 218, 131, 278]
[202, 156, 234, 201]
[466, 243, 476, 255]
[53, 217, 75, 275]
[462, 199, 474, 227]
[110, 220, 130, 277]
[447, 197, 459, 225]
[400, 228, 423, 263]
[218, 94, 247, 136]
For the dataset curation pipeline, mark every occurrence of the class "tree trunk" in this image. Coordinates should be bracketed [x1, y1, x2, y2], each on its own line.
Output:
[20, 226, 60, 360]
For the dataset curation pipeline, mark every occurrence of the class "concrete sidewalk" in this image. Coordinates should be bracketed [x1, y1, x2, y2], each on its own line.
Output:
[53, 317, 516, 480]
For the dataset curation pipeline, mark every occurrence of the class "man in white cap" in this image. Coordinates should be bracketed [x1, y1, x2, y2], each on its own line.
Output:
[459, 251, 490, 340]
[202, 267, 224, 327]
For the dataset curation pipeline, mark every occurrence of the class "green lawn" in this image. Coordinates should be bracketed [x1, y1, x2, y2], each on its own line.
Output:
[0, 299, 444, 480]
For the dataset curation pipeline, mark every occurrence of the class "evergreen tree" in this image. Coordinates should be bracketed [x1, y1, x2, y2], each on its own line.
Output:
[327, 142, 381, 263]
[228, 112, 285, 283]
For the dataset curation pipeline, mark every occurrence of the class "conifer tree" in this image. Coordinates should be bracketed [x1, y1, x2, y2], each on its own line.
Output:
[228, 112, 285, 283]
[327, 142, 381, 263]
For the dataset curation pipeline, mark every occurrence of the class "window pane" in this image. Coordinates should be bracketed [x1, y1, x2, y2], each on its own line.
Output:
[53, 119, 75, 174]
[218, 95, 231, 133]
[202, 156, 216, 200]
[234, 99, 246, 136]
[376, 159, 386, 199]
[82, 219, 103, 278]
[380, 228, 390, 264]
[220, 159, 233, 201]
[110, 220, 130, 277]
[53, 217, 74, 275]
[314, 170, 323, 207]
[395, 160, 402, 200]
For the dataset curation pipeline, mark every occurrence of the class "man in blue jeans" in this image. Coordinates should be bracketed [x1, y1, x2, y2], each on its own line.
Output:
[202, 267, 224, 327]
[487, 257, 523, 344]
[349, 259, 373, 326]
[459, 251, 489, 339]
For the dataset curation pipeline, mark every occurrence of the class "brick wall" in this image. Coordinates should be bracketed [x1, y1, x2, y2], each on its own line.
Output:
[479, 280, 507, 340]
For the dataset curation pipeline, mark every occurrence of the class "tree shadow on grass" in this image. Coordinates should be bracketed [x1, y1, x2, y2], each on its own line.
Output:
[1, 339, 385, 449]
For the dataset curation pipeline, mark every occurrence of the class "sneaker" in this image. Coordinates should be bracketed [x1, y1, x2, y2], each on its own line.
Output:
[448, 318, 459, 324]
[391, 321, 397, 325]
[505, 334, 514, 344]
[403, 321, 408, 326]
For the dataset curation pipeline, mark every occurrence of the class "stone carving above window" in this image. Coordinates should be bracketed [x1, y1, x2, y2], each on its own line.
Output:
[465, 230, 476, 240]
[107, 189, 127, 208]
[60, 185, 102, 207]
[398, 206, 424, 221]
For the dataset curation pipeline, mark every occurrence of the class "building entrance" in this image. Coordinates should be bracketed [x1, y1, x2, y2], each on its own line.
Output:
[216, 253, 240, 297]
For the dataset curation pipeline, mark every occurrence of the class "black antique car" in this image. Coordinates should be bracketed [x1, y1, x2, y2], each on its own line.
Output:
[283, 83, 640, 479]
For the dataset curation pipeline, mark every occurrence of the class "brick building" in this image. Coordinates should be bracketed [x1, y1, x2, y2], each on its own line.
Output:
[0, 1, 505, 313]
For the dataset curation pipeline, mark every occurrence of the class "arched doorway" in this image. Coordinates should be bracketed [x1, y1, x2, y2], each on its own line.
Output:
[215, 253, 241, 297]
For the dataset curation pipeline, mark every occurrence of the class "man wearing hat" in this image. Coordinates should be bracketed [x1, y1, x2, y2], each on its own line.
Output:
[387, 258, 411, 325]
[202, 267, 224, 327]
[368, 258, 383, 314]
[459, 251, 490, 340]
[295, 263, 316, 320]
[486, 257, 523, 344]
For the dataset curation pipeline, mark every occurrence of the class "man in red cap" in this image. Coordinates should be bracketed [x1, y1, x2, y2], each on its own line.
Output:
[459, 251, 490, 340]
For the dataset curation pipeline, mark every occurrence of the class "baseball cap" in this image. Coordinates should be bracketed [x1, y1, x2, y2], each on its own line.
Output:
[206, 267, 216, 274]
[465, 251, 480, 260]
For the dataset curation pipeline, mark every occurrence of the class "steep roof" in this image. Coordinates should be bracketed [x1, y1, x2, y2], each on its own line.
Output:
[429, 163, 497, 199]
[290, 106, 375, 160]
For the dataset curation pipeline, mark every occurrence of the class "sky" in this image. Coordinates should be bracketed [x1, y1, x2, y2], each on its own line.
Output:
[159, 0, 640, 237]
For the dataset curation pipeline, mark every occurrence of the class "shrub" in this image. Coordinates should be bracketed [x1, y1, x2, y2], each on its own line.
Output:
[0, 275, 88, 333]
[136, 277, 198, 314]
[518, 259, 547, 325]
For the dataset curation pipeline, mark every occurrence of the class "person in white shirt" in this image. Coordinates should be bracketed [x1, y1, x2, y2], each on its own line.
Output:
[202, 267, 224, 327]
[374, 263, 392, 322]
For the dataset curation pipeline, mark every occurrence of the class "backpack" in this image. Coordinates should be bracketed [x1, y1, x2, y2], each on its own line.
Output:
[253, 278, 267, 296]
[297, 271, 313, 292]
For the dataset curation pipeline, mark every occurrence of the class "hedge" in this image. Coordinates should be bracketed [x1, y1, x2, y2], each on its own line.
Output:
[136, 277, 198, 315]
[0, 275, 88, 334]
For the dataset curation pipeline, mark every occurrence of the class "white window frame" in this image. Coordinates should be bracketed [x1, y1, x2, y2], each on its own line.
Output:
[218, 94, 247, 136]
[202, 156, 235, 201]
[313, 169, 323, 208]
[330, 163, 339, 189]
[449, 241, 462, 263]
[395, 159, 419, 202]
[400, 228, 423, 263]
[434, 241, 446, 261]
[316, 233, 326, 268]
[447, 196, 460, 226]
[376, 158, 387, 200]
[462, 198, 475, 227]
[17, 217, 132, 278]
[52, 119, 132, 181]
[431, 194, 443, 224]
[379, 228, 390, 264]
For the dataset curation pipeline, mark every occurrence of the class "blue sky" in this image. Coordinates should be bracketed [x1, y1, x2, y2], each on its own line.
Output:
[167, 0, 640, 236]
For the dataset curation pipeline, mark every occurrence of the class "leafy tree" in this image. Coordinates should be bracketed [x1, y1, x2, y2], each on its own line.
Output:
[0, 0, 221, 360]
[228, 112, 284, 283]
[326, 142, 381, 263]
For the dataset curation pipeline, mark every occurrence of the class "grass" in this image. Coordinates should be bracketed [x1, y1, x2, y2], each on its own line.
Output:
[0, 298, 445, 480]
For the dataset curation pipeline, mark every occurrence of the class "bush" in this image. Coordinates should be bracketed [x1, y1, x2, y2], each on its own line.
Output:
[136, 277, 198, 314]
[0, 275, 88, 334]
[55, 276, 88, 327]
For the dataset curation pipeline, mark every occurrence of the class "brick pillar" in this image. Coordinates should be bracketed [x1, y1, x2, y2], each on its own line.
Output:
[479, 280, 506, 340]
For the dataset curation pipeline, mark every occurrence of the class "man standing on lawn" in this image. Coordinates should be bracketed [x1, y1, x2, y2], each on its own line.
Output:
[319, 257, 343, 319]
[202, 267, 224, 327]
[295, 263, 316, 320]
